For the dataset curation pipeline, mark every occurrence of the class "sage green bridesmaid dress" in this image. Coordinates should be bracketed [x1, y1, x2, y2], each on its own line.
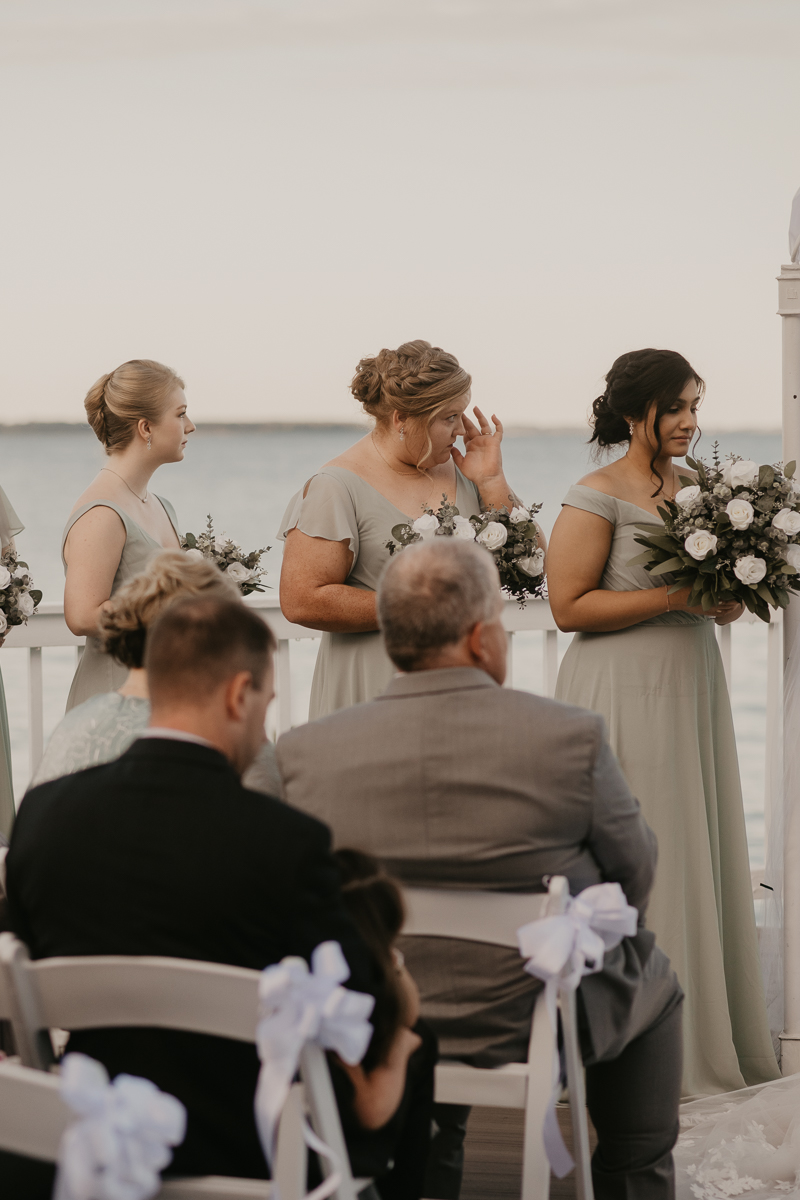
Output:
[554, 484, 779, 1097]
[0, 485, 24, 837]
[62, 497, 180, 712]
[279, 465, 482, 719]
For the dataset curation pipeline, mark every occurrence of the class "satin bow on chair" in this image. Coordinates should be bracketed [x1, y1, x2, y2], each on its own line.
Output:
[54, 1052, 186, 1200]
[516, 882, 639, 1178]
[254, 939, 375, 1192]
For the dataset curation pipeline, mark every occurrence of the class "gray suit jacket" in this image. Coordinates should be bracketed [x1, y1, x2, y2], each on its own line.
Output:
[277, 667, 680, 1066]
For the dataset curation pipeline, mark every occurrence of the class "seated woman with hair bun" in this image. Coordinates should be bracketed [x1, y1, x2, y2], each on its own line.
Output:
[279, 339, 527, 719]
[29, 552, 282, 797]
[63, 359, 195, 711]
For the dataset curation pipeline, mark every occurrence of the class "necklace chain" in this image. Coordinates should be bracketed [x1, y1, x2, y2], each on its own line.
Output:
[100, 467, 148, 504]
[624, 456, 679, 501]
[370, 433, 421, 477]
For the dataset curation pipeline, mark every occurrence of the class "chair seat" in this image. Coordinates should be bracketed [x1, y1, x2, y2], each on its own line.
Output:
[435, 1060, 529, 1108]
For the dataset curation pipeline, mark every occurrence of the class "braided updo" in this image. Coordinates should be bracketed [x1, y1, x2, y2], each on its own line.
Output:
[590, 348, 704, 492]
[84, 359, 185, 455]
[350, 340, 471, 428]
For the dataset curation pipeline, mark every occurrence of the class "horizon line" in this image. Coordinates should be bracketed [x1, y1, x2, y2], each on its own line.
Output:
[0, 421, 784, 436]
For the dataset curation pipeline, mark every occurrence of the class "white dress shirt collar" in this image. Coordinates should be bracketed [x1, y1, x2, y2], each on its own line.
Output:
[139, 727, 217, 751]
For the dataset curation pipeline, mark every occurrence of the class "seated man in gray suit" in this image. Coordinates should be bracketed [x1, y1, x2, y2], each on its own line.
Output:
[277, 539, 683, 1200]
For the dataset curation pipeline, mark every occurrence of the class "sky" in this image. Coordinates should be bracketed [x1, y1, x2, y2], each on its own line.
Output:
[1, 0, 800, 429]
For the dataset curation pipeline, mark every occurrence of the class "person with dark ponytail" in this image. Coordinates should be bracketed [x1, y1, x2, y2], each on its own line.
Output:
[546, 348, 778, 1096]
[62, 360, 195, 710]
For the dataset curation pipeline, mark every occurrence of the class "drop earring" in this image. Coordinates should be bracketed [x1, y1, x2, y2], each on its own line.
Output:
[628, 422, 634, 438]
[147, 435, 152, 450]
[399, 426, 405, 442]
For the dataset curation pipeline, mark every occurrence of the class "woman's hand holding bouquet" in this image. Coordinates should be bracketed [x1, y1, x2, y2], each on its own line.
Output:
[631, 446, 800, 622]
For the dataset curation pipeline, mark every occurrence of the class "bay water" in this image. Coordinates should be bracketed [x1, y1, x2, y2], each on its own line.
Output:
[0, 424, 782, 868]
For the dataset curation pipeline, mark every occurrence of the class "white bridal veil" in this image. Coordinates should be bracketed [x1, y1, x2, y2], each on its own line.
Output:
[674, 624, 800, 1199]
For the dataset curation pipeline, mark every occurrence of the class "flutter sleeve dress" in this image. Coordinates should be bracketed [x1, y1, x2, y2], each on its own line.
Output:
[62, 497, 180, 712]
[279, 465, 482, 720]
[0, 486, 24, 836]
[554, 484, 778, 1097]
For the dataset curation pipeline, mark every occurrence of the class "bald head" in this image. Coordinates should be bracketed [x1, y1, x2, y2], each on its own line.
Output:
[378, 539, 505, 679]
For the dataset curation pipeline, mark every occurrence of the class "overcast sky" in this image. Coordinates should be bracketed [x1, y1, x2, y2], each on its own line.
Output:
[1, 0, 799, 429]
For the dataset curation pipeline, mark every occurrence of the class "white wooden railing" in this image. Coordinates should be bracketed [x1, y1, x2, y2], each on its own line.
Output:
[4, 599, 783, 822]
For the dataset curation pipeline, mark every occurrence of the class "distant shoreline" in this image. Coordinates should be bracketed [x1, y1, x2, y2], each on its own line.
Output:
[0, 422, 783, 436]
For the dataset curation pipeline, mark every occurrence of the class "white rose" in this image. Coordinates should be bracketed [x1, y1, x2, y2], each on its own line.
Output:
[184, 548, 204, 562]
[675, 485, 701, 509]
[412, 513, 440, 541]
[783, 544, 800, 571]
[12, 566, 28, 579]
[721, 458, 759, 489]
[726, 498, 755, 530]
[452, 516, 476, 541]
[0, 567, 11, 590]
[0, 611, 7, 635]
[225, 561, 252, 584]
[476, 521, 508, 551]
[17, 592, 35, 618]
[734, 555, 767, 586]
[684, 530, 718, 561]
[772, 507, 800, 536]
[509, 506, 530, 524]
[519, 549, 545, 577]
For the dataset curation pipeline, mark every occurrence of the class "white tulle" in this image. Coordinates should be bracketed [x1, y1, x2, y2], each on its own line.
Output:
[675, 626, 800, 1197]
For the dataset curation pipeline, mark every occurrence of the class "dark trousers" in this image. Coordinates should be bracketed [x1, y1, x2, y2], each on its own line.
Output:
[424, 998, 683, 1200]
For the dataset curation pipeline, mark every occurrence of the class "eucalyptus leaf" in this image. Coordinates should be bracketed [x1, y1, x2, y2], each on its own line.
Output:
[627, 550, 655, 567]
[685, 456, 699, 471]
[650, 557, 686, 575]
[759, 464, 775, 489]
[786, 460, 796, 478]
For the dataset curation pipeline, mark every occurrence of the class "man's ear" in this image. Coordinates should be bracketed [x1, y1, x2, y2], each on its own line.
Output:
[465, 621, 485, 664]
[224, 671, 253, 721]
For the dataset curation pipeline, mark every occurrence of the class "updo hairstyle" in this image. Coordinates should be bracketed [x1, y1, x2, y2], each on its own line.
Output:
[98, 550, 237, 670]
[84, 359, 185, 455]
[334, 848, 407, 1068]
[351, 339, 471, 431]
[590, 348, 704, 494]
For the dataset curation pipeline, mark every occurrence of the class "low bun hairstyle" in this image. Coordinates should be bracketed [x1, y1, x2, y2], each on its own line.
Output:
[84, 359, 185, 454]
[98, 550, 238, 670]
[590, 348, 704, 494]
[351, 339, 471, 428]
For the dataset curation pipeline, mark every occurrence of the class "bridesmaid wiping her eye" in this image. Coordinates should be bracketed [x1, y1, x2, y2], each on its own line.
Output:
[546, 347, 778, 1098]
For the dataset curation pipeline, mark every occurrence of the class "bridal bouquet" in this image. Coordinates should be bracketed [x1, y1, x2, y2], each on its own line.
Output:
[181, 515, 270, 596]
[630, 446, 800, 622]
[0, 549, 42, 634]
[385, 497, 546, 606]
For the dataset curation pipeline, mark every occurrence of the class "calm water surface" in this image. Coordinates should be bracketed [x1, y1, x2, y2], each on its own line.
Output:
[0, 424, 782, 868]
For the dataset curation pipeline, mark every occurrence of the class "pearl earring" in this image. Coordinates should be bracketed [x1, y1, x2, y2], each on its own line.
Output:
[399, 427, 405, 441]
[628, 422, 634, 438]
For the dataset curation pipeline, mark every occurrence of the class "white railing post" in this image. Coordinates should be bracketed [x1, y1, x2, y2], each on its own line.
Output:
[275, 638, 292, 734]
[543, 629, 559, 697]
[778, 255, 800, 1073]
[28, 647, 44, 777]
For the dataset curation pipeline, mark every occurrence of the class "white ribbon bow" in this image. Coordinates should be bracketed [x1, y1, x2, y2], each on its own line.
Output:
[254, 940, 375, 1182]
[516, 883, 639, 1178]
[54, 1052, 186, 1200]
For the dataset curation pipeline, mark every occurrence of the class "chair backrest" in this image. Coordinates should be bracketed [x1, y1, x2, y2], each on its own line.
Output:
[0, 1059, 70, 1160]
[402, 876, 569, 947]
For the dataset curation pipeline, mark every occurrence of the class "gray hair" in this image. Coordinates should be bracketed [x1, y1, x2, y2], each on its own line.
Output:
[377, 539, 501, 671]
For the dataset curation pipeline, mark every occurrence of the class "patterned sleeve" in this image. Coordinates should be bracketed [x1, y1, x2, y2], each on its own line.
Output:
[277, 471, 359, 559]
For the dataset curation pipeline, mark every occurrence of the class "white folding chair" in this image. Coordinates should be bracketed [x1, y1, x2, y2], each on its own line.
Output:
[402, 875, 593, 1200]
[0, 1056, 309, 1197]
[0, 935, 369, 1200]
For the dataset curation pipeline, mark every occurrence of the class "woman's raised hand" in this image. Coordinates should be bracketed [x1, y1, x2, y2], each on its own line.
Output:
[451, 407, 513, 509]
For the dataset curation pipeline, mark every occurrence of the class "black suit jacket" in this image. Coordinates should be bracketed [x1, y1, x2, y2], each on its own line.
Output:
[6, 738, 383, 1178]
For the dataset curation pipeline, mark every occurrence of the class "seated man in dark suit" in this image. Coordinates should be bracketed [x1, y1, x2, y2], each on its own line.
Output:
[6, 596, 433, 1192]
[277, 540, 684, 1200]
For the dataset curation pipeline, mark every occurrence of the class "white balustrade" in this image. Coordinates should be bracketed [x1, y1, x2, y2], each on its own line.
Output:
[4, 601, 783, 851]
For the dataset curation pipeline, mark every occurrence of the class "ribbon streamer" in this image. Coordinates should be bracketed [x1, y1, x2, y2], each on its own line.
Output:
[517, 882, 639, 1178]
[254, 940, 375, 1171]
[54, 1052, 186, 1200]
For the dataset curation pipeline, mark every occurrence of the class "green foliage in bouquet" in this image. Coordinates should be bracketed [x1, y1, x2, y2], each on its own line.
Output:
[0, 548, 42, 634]
[630, 444, 800, 623]
[181, 515, 270, 596]
[385, 496, 546, 606]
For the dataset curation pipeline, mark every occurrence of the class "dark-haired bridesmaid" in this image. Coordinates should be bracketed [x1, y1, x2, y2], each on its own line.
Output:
[546, 348, 778, 1097]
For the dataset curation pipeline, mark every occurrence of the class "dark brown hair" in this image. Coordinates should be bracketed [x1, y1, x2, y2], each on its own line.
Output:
[589, 348, 704, 495]
[145, 595, 275, 702]
[335, 848, 406, 1069]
